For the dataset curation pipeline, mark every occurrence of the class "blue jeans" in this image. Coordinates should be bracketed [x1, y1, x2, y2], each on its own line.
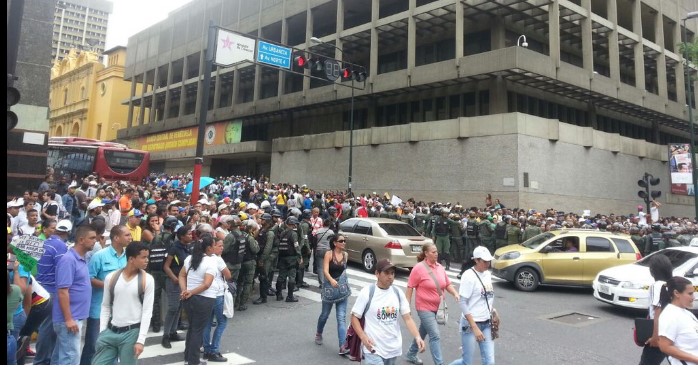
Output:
[34, 310, 57, 365]
[407, 310, 442, 364]
[203, 296, 227, 354]
[362, 353, 397, 365]
[316, 298, 348, 349]
[53, 320, 84, 365]
[8, 332, 18, 365]
[80, 317, 100, 365]
[450, 321, 495, 365]
[12, 311, 27, 341]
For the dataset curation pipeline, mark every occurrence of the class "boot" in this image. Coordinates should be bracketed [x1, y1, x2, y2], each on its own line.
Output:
[267, 287, 277, 296]
[276, 287, 284, 301]
[161, 336, 171, 349]
[445, 253, 451, 270]
[253, 296, 267, 305]
[286, 283, 299, 302]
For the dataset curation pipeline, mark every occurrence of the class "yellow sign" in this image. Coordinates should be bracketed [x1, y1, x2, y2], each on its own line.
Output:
[131, 120, 242, 152]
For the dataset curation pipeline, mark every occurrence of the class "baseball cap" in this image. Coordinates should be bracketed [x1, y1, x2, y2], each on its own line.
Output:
[197, 199, 209, 205]
[146, 199, 156, 205]
[101, 199, 114, 205]
[170, 200, 181, 205]
[56, 220, 73, 233]
[218, 203, 229, 211]
[375, 259, 397, 272]
[247, 203, 258, 210]
[7, 200, 21, 208]
[87, 201, 104, 211]
[472, 246, 494, 261]
[128, 209, 143, 217]
[68, 183, 79, 189]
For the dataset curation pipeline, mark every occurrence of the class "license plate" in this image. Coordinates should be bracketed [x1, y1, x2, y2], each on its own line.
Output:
[411, 245, 421, 252]
[599, 284, 610, 294]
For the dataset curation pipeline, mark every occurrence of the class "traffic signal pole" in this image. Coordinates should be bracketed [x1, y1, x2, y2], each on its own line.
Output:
[191, 21, 215, 205]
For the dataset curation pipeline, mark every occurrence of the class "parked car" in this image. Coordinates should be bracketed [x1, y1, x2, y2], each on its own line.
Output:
[492, 229, 641, 291]
[592, 247, 698, 310]
[338, 217, 433, 272]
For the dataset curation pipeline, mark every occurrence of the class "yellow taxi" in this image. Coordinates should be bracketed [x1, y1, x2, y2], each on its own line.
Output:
[492, 229, 641, 291]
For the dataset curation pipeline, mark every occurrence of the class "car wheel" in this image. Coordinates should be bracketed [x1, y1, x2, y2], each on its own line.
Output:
[514, 267, 540, 291]
[362, 249, 377, 273]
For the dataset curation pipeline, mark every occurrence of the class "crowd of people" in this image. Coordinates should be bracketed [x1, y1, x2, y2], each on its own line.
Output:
[5, 171, 698, 365]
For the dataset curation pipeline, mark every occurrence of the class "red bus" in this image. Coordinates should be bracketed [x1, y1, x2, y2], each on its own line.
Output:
[47, 137, 150, 184]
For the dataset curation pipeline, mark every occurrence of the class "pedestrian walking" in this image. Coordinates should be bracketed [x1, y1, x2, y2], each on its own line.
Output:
[91, 242, 154, 364]
[315, 234, 351, 355]
[350, 258, 425, 365]
[404, 244, 460, 365]
[639, 254, 672, 365]
[451, 246, 499, 365]
[657, 276, 698, 364]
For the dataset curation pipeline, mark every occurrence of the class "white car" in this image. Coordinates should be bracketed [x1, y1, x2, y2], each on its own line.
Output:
[592, 247, 698, 311]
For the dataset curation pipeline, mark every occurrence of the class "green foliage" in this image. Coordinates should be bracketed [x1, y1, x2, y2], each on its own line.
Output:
[679, 38, 698, 65]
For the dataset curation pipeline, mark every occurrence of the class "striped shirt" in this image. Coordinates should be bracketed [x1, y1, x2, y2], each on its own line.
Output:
[35, 235, 68, 294]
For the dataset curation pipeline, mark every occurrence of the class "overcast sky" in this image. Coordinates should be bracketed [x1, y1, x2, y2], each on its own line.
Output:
[104, 0, 193, 49]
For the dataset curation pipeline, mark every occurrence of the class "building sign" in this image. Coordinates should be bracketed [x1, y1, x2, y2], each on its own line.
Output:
[132, 120, 242, 152]
[214, 29, 256, 66]
[668, 143, 695, 196]
[256, 40, 291, 69]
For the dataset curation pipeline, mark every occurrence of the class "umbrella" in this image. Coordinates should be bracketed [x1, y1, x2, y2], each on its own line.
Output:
[184, 176, 215, 194]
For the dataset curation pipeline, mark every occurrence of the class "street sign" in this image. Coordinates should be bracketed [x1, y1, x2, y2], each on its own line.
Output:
[214, 29, 256, 66]
[256, 41, 291, 69]
[323, 59, 341, 81]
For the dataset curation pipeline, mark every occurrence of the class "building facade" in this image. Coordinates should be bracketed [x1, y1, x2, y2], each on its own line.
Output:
[53, 0, 112, 62]
[7, 0, 55, 198]
[117, 0, 698, 216]
[49, 47, 137, 141]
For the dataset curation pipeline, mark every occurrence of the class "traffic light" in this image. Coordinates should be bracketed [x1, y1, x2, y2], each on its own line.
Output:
[340, 66, 367, 82]
[637, 172, 661, 212]
[7, 85, 20, 131]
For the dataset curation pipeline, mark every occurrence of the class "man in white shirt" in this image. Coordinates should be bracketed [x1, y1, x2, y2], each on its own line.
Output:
[91, 242, 154, 365]
[350, 259, 424, 364]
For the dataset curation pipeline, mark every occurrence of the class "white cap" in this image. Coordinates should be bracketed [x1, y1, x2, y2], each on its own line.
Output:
[472, 246, 494, 261]
[260, 200, 271, 209]
[89, 180, 98, 185]
[56, 220, 73, 233]
[234, 198, 241, 204]
[198, 199, 209, 205]
[170, 200, 181, 205]
[218, 203, 229, 211]
[87, 201, 104, 211]
[247, 203, 258, 210]
[7, 200, 21, 208]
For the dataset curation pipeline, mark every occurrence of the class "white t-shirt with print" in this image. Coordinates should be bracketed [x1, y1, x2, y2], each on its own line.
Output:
[458, 268, 494, 325]
[647, 281, 664, 319]
[351, 284, 410, 359]
[183, 255, 221, 299]
[658, 303, 698, 365]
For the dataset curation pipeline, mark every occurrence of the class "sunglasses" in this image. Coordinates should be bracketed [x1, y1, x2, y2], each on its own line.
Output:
[336, 239, 346, 243]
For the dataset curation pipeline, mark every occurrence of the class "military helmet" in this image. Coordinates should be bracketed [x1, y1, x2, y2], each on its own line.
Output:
[163, 216, 179, 230]
[327, 206, 338, 213]
[286, 216, 299, 225]
[301, 209, 312, 220]
[271, 209, 282, 218]
[261, 213, 273, 221]
[651, 224, 662, 231]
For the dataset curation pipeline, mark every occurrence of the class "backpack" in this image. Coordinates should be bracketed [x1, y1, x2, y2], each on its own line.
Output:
[109, 268, 146, 307]
[494, 222, 507, 240]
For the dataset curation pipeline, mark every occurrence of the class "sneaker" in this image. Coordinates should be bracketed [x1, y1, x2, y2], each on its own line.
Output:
[161, 338, 172, 349]
[338, 347, 350, 355]
[406, 355, 423, 365]
[314, 333, 323, 345]
[456, 274, 462, 279]
[169, 333, 184, 341]
[207, 353, 228, 362]
[25, 347, 36, 357]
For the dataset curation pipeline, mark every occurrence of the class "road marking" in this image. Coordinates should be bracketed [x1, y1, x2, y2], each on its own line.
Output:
[164, 353, 254, 365]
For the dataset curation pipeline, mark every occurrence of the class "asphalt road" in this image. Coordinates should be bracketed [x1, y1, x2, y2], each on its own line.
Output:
[138, 263, 650, 365]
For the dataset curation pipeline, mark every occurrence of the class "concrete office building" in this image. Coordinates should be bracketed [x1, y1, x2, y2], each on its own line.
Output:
[52, 0, 112, 62]
[118, 0, 697, 216]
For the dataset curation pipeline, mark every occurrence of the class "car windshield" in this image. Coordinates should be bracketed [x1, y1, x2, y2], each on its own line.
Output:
[378, 223, 421, 237]
[521, 232, 556, 249]
[636, 249, 697, 268]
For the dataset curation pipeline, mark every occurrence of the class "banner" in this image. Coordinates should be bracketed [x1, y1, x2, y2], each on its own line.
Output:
[131, 120, 242, 153]
[668, 143, 695, 196]
[11, 235, 46, 275]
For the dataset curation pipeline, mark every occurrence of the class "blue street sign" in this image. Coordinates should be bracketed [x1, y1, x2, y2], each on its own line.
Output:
[256, 41, 291, 69]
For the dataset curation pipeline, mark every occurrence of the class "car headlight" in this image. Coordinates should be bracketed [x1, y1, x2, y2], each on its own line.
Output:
[619, 281, 648, 290]
[499, 251, 520, 260]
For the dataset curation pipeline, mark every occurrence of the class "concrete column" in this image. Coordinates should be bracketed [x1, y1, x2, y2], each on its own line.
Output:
[675, 19, 686, 105]
[304, 2, 313, 92]
[213, 66, 222, 109]
[253, 1, 263, 103]
[549, 0, 560, 68]
[195, 50, 205, 117]
[651, 120, 660, 144]
[407, 0, 416, 72]
[581, 0, 593, 73]
[150, 66, 159, 122]
[232, 68, 240, 106]
[163, 62, 173, 119]
[489, 76, 507, 114]
[370, 0, 379, 84]
[655, 5, 667, 98]
[278, 7, 288, 97]
[588, 102, 598, 128]
[607, 0, 621, 83]
[491, 16, 505, 50]
[632, 0, 645, 90]
[455, 0, 463, 63]
[179, 57, 188, 117]
[138, 71, 147, 125]
[127, 79, 136, 128]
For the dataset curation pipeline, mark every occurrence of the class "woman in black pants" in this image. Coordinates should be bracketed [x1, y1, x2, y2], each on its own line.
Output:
[639, 254, 672, 365]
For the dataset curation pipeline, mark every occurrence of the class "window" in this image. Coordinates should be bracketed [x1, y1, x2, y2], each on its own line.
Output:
[586, 237, 614, 252]
[551, 236, 579, 252]
[354, 221, 373, 235]
[379, 223, 420, 236]
[637, 249, 697, 268]
[613, 238, 637, 254]
[340, 220, 357, 233]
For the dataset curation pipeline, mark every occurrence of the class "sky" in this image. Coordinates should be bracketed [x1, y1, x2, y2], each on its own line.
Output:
[104, 0, 193, 49]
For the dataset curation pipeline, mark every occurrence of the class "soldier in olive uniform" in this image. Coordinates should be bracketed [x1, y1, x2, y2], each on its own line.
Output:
[221, 216, 244, 284]
[254, 213, 276, 305]
[522, 217, 542, 242]
[643, 224, 665, 256]
[478, 214, 495, 254]
[294, 210, 312, 290]
[276, 216, 302, 302]
[493, 217, 509, 250]
[431, 208, 457, 269]
[399, 207, 416, 228]
[506, 218, 522, 245]
[266, 209, 283, 296]
[449, 214, 464, 264]
[414, 208, 427, 235]
[236, 219, 260, 311]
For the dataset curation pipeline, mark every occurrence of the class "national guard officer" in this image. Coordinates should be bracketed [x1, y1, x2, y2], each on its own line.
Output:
[414, 208, 427, 235]
[399, 207, 416, 228]
[431, 207, 456, 269]
[276, 216, 301, 302]
[236, 219, 259, 311]
[478, 213, 495, 254]
[266, 209, 283, 297]
[147, 216, 178, 332]
[253, 213, 276, 305]
[222, 216, 245, 282]
[493, 216, 509, 250]
[522, 216, 542, 242]
[643, 224, 664, 256]
[449, 213, 464, 264]
[294, 210, 312, 290]
[506, 218, 522, 245]
[629, 226, 644, 250]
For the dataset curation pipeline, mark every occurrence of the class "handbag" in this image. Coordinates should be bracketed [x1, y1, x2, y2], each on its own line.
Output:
[422, 261, 448, 325]
[223, 287, 235, 318]
[321, 272, 351, 303]
[633, 318, 653, 347]
[472, 269, 499, 339]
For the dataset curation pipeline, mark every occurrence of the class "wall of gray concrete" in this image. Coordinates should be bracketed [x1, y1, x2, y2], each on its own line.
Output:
[271, 112, 696, 217]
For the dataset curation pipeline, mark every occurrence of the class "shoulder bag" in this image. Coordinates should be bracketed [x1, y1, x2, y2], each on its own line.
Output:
[321, 252, 351, 303]
[422, 261, 448, 325]
[472, 269, 500, 339]
[633, 317, 653, 347]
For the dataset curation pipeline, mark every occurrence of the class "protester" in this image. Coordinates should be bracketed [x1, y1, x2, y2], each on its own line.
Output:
[315, 234, 351, 355]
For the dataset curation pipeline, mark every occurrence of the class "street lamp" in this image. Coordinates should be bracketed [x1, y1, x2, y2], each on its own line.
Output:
[682, 11, 698, 220]
[517, 35, 528, 48]
[310, 36, 356, 196]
